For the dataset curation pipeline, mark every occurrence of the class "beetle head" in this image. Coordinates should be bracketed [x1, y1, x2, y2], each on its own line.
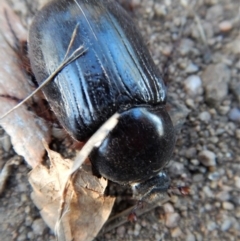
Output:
[89, 106, 175, 199]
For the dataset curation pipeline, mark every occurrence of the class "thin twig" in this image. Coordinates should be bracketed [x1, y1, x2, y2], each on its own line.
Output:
[99, 197, 170, 235]
[0, 30, 87, 120]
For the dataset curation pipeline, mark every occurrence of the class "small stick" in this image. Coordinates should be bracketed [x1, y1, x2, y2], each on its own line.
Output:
[0, 23, 87, 121]
[99, 197, 170, 235]
[0, 45, 86, 120]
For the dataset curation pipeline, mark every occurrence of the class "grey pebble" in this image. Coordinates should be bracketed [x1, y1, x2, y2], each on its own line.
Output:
[215, 191, 230, 201]
[154, 3, 167, 17]
[201, 63, 230, 106]
[236, 129, 240, 139]
[198, 150, 216, 167]
[186, 231, 196, 241]
[168, 161, 185, 176]
[208, 171, 220, 181]
[193, 174, 204, 182]
[207, 221, 218, 231]
[203, 186, 214, 198]
[206, 4, 223, 21]
[184, 75, 202, 95]
[0, 135, 11, 152]
[165, 212, 180, 228]
[227, 35, 240, 54]
[194, 232, 203, 241]
[228, 108, 240, 122]
[163, 203, 174, 213]
[32, 218, 47, 236]
[190, 159, 199, 166]
[116, 226, 126, 238]
[185, 63, 199, 74]
[27, 231, 34, 240]
[222, 201, 234, 210]
[230, 79, 240, 103]
[179, 38, 194, 56]
[186, 147, 197, 159]
[235, 177, 240, 188]
[199, 111, 211, 123]
[17, 233, 27, 241]
[185, 99, 195, 108]
[221, 219, 232, 231]
[25, 216, 33, 227]
[133, 223, 141, 236]
[171, 227, 182, 238]
[218, 105, 230, 115]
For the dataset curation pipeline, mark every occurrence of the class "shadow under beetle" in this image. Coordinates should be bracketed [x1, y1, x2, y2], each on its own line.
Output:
[28, 0, 176, 201]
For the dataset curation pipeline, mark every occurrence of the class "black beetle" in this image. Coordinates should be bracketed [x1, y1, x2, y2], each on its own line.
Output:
[28, 0, 175, 201]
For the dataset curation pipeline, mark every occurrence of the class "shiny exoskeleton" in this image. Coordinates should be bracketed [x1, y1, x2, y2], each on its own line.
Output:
[29, 0, 175, 200]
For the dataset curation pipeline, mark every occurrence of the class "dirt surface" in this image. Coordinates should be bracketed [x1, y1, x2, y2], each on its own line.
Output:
[0, 0, 240, 240]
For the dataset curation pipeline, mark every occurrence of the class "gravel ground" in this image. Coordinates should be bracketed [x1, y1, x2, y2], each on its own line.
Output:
[0, 0, 240, 240]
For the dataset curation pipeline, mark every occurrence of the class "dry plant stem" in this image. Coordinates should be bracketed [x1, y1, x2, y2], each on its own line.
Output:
[0, 45, 86, 120]
[100, 197, 170, 234]
[0, 23, 87, 121]
[0, 156, 22, 195]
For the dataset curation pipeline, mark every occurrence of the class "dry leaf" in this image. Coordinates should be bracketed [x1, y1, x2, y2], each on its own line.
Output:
[29, 144, 115, 241]
[0, 1, 51, 167]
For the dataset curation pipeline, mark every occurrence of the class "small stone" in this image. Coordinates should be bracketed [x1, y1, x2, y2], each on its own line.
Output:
[133, 223, 141, 236]
[185, 147, 197, 159]
[221, 219, 232, 231]
[0, 135, 11, 152]
[179, 38, 194, 56]
[163, 203, 174, 213]
[168, 161, 185, 176]
[25, 206, 31, 214]
[17, 233, 27, 241]
[116, 226, 126, 238]
[32, 218, 47, 236]
[207, 221, 218, 231]
[186, 231, 196, 241]
[195, 232, 203, 241]
[208, 172, 220, 181]
[186, 98, 195, 108]
[185, 63, 199, 74]
[227, 35, 240, 54]
[236, 129, 240, 139]
[165, 212, 180, 228]
[228, 108, 240, 122]
[234, 177, 240, 188]
[199, 111, 211, 123]
[184, 75, 202, 95]
[193, 174, 204, 182]
[21, 194, 28, 203]
[205, 203, 212, 211]
[198, 150, 216, 167]
[27, 232, 34, 240]
[218, 105, 230, 115]
[203, 186, 214, 198]
[201, 63, 230, 106]
[219, 21, 233, 32]
[25, 216, 33, 227]
[190, 159, 199, 166]
[206, 5, 223, 21]
[215, 191, 230, 201]
[171, 227, 182, 238]
[154, 3, 167, 17]
[222, 201, 234, 210]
